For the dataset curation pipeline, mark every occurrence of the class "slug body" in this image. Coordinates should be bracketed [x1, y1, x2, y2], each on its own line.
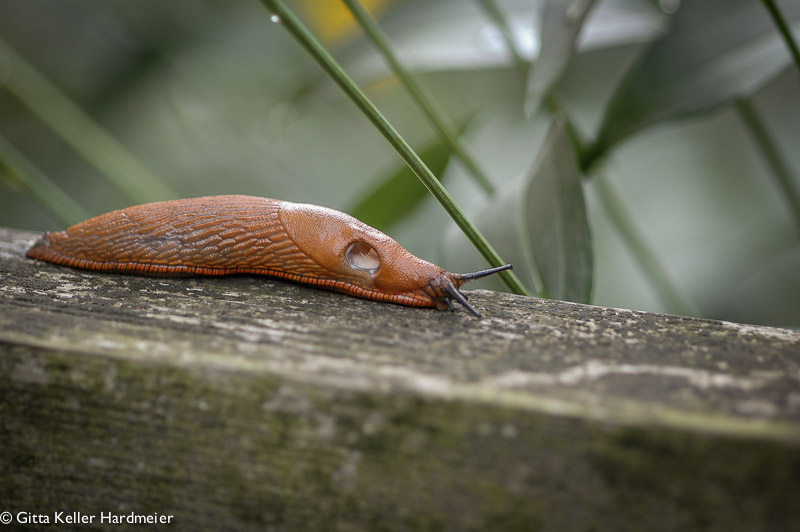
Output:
[26, 195, 510, 316]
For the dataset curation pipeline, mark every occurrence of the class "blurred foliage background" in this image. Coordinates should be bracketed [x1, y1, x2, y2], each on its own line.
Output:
[1, 0, 799, 327]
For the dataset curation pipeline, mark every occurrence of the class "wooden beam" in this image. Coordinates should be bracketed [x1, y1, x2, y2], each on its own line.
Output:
[2, 227, 799, 530]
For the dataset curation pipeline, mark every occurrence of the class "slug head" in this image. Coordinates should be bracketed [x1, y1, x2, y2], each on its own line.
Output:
[425, 264, 514, 317]
[279, 202, 511, 316]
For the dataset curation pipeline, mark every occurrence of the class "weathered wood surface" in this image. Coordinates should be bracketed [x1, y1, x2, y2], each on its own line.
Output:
[1, 226, 799, 531]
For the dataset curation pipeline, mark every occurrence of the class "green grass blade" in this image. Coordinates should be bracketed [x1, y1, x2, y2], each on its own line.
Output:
[762, 0, 800, 76]
[342, 0, 495, 195]
[475, 0, 528, 75]
[595, 173, 696, 316]
[735, 98, 800, 233]
[259, 0, 529, 296]
[0, 38, 176, 204]
[0, 135, 89, 226]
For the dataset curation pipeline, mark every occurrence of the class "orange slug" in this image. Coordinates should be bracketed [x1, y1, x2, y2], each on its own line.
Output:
[26, 195, 511, 317]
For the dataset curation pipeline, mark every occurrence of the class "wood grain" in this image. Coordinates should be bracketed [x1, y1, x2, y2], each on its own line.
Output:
[3, 227, 800, 531]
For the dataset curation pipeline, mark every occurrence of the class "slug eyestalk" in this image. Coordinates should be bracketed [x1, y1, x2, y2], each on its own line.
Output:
[434, 264, 513, 318]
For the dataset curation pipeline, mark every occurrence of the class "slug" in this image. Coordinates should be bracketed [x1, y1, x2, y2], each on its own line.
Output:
[26, 195, 511, 317]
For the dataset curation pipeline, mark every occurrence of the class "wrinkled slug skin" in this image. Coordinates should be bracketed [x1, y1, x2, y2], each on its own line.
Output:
[26, 195, 450, 308]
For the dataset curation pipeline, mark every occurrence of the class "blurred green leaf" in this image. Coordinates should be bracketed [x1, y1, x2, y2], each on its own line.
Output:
[527, 118, 593, 301]
[443, 119, 593, 302]
[349, 137, 453, 231]
[525, 0, 597, 115]
[586, 0, 800, 169]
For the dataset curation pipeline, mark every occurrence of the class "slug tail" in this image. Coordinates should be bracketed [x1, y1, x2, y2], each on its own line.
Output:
[26, 232, 54, 260]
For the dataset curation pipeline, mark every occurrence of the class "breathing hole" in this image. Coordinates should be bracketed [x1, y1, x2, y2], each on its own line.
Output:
[346, 242, 380, 275]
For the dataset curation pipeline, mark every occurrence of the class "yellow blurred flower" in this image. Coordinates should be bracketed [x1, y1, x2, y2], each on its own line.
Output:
[294, 0, 396, 43]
